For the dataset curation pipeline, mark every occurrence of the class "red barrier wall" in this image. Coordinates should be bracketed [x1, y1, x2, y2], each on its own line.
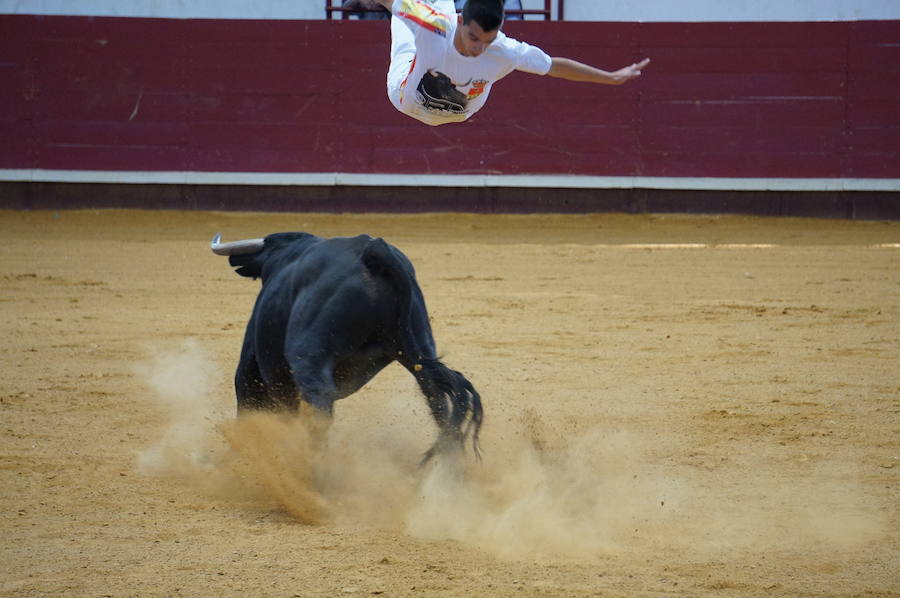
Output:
[1, 16, 898, 179]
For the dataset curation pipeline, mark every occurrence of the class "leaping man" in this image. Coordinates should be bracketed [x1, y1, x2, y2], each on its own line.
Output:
[345, 0, 650, 126]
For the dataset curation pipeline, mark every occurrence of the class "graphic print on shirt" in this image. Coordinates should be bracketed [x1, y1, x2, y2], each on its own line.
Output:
[466, 79, 489, 101]
[416, 70, 471, 114]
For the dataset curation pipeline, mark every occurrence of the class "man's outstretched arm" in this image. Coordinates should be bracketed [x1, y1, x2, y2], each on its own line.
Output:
[547, 57, 650, 85]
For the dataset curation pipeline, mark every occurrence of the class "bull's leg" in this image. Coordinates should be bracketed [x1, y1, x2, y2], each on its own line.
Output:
[284, 343, 342, 413]
[292, 363, 338, 414]
[236, 351, 300, 413]
[284, 351, 342, 448]
[235, 354, 271, 412]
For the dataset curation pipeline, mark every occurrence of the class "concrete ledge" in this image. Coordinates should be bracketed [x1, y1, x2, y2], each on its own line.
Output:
[3, 170, 900, 192]
[1, 182, 897, 219]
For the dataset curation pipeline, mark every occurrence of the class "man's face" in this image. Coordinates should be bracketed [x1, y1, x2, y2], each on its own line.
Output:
[455, 15, 499, 57]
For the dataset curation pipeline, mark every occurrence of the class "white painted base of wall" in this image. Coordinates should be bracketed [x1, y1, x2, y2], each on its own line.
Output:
[2, 169, 898, 192]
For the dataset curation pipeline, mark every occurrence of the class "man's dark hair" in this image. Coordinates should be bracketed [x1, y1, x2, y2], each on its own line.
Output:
[462, 0, 504, 32]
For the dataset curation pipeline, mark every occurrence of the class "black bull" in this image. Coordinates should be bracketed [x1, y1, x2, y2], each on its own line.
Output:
[211, 232, 483, 463]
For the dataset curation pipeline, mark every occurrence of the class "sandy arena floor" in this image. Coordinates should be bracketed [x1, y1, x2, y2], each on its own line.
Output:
[1, 209, 898, 597]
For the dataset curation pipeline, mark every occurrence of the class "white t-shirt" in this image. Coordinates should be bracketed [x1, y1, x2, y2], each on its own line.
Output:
[388, 0, 552, 126]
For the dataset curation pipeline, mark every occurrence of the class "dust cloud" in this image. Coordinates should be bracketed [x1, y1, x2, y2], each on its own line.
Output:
[135, 342, 887, 561]
[134, 339, 224, 477]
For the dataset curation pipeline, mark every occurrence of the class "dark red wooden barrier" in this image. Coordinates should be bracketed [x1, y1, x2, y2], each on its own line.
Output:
[1, 16, 897, 179]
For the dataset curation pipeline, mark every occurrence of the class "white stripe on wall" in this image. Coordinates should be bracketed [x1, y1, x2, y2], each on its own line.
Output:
[2, 169, 899, 191]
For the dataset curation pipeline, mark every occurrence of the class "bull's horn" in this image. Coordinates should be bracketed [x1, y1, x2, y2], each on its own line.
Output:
[210, 233, 265, 256]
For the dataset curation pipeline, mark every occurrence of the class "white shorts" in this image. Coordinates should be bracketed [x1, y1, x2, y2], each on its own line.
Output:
[386, 0, 457, 112]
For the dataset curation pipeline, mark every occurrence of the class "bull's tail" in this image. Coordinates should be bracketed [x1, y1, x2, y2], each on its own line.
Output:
[414, 359, 483, 465]
[362, 238, 483, 464]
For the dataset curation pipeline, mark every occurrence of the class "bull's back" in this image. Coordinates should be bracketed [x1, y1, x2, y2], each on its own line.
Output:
[250, 235, 392, 358]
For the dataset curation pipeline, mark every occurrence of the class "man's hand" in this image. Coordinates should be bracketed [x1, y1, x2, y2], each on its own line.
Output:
[547, 57, 650, 85]
[610, 58, 650, 84]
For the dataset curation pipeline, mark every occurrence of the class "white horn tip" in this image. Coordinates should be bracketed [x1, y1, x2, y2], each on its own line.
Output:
[210, 234, 266, 256]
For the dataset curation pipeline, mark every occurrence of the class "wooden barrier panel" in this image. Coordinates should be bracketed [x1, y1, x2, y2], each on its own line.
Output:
[1, 16, 898, 179]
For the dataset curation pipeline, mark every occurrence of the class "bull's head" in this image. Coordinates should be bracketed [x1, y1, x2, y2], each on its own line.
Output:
[211, 232, 318, 281]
